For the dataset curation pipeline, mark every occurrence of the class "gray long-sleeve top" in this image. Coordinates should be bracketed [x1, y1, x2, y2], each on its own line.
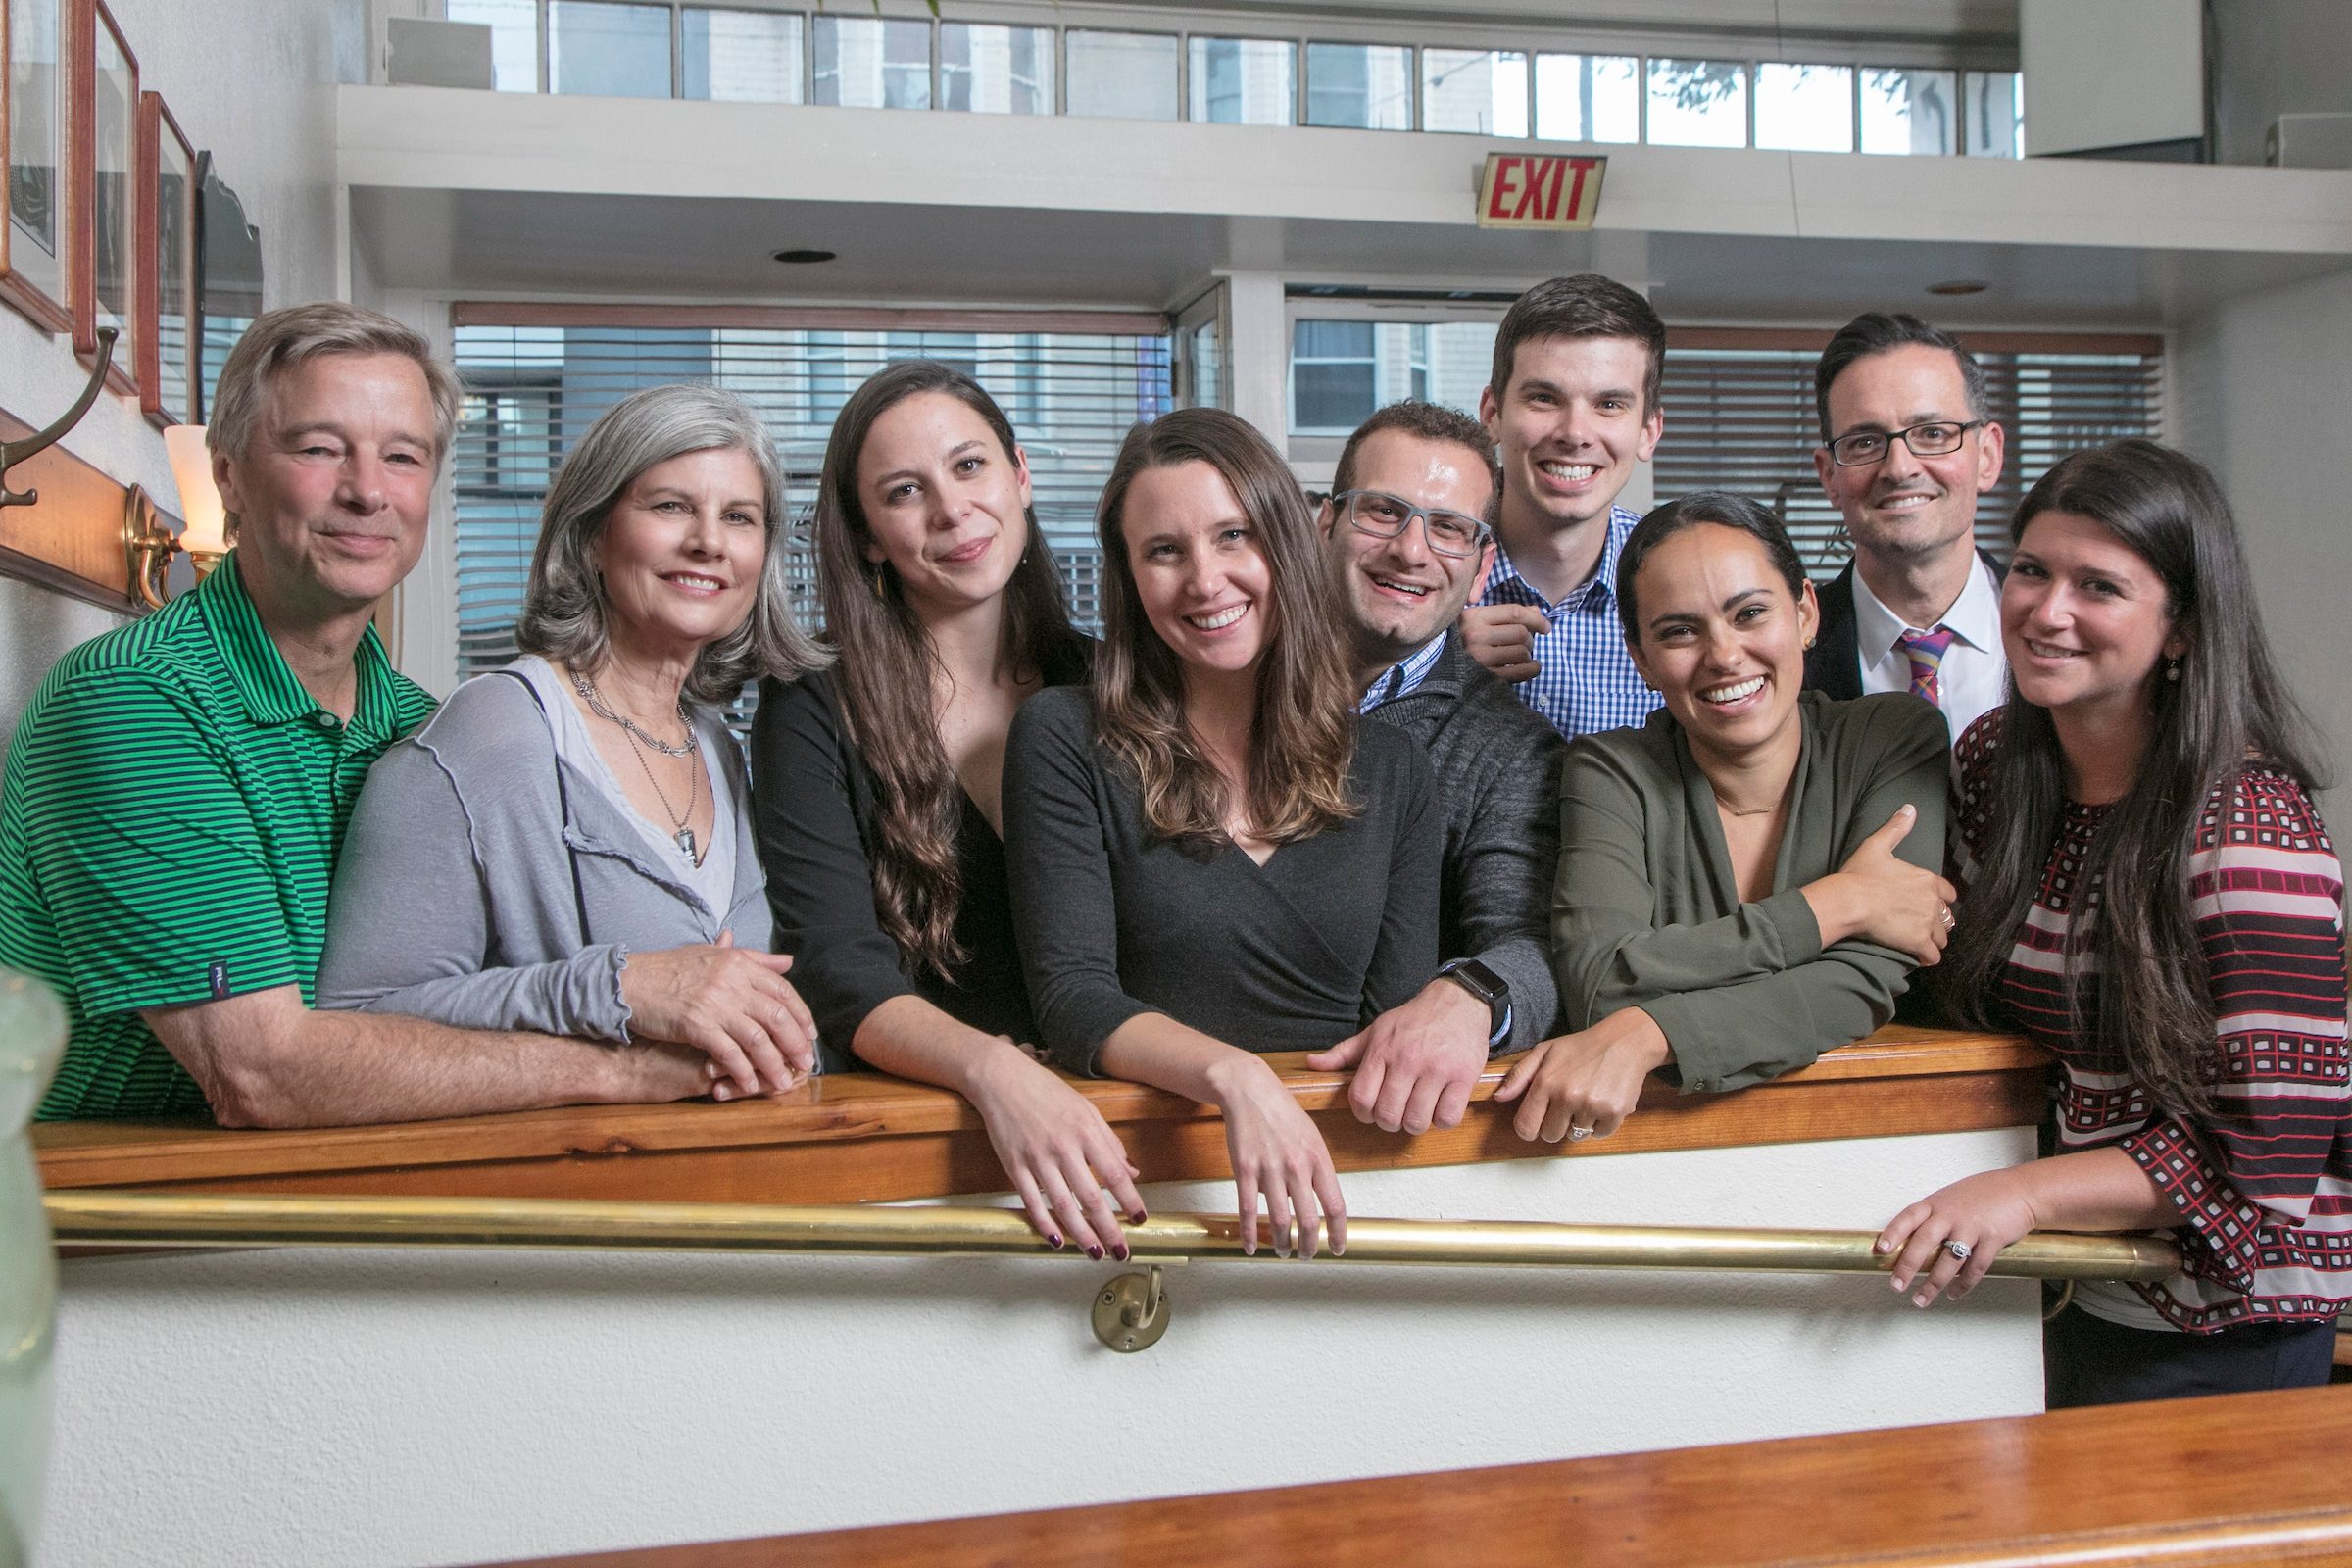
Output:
[317, 663, 771, 1040]
[1363, 629, 1567, 1053]
[1550, 690, 1949, 1094]
[1004, 686, 1442, 1075]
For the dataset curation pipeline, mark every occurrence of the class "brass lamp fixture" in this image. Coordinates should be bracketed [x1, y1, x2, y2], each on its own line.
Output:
[126, 424, 228, 609]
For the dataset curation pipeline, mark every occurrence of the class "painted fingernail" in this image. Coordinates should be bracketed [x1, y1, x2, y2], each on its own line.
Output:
[1048, 1234, 1063, 1250]
[1086, 1245, 1103, 1261]
[1131, 1210, 1150, 1225]
[1112, 1246, 1130, 1262]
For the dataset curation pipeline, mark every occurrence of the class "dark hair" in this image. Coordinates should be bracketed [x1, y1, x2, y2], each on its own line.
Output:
[1332, 400, 1500, 506]
[1093, 408, 1358, 847]
[1813, 313, 1987, 444]
[1941, 438, 2324, 1118]
[1489, 273, 1666, 416]
[1616, 491, 1808, 647]
[811, 360, 1083, 979]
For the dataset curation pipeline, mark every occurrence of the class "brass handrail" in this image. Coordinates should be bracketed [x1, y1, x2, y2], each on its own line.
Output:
[44, 1191, 2181, 1281]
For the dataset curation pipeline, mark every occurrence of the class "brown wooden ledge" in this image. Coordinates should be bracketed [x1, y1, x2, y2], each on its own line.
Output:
[33, 1026, 2049, 1204]
[490, 1384, 2352, 1568]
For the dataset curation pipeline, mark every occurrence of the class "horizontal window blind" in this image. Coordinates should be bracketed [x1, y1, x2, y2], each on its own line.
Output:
[1654, 334, 2163, 580]
[452, 315, 1174, 687]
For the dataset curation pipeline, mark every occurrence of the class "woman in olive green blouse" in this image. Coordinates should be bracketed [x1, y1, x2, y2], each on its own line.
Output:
[1497, 493, 1954, 1145]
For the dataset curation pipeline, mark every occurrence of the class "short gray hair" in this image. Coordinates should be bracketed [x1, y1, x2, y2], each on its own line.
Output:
[516, 382, 826, 703]
[207, 301, 463, 465]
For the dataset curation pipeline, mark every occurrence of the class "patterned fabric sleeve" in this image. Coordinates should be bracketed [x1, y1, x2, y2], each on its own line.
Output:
[2121, 769, 2349, 1296]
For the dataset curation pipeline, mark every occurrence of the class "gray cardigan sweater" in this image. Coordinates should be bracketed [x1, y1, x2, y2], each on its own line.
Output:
[1551, 690, 1949, 1095]
[1363, 629, 1567, 1053]
[317, 663, 770, 1041]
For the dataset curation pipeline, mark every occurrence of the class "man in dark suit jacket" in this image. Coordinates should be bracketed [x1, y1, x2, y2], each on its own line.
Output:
[1803, 313, 2009, 742]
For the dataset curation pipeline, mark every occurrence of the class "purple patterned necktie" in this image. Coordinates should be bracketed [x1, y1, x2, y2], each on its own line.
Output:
[1898, 625, 1958, 706]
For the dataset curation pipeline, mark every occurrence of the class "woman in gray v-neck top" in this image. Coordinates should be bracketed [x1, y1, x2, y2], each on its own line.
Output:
[1004, 410, 1441, 1260]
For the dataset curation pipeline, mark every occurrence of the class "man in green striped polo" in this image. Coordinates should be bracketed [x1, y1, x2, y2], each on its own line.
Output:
[0, 303, 708, 1124]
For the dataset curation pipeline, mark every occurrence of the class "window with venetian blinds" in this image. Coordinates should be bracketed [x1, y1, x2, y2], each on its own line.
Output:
[450, 307, 1175, 682]
[1654, 330, 2164, 580]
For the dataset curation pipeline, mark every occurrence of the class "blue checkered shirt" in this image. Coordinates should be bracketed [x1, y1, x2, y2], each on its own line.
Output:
[1357, 630, 1449, 714]
[1472, 504, 1661, 739]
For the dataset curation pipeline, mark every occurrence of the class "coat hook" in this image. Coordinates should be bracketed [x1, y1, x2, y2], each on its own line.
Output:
[1, 326, 118, 510]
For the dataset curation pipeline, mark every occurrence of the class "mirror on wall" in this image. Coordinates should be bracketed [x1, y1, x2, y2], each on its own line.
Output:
[192, 153, 260, 422]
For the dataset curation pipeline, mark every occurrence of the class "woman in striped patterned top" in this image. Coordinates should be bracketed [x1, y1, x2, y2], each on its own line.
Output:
[1876, 439, 2349, 1407]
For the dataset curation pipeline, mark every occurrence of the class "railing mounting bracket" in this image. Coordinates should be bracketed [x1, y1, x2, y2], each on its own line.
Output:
[1093, 1264, 1170, 1353]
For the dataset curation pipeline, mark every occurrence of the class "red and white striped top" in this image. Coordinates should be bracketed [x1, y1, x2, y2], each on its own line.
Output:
[1954, 711, 2352, 1332]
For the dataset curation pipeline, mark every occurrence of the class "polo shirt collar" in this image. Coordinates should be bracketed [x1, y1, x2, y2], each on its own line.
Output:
[200, 549, 401, 734]
[1490, 505, 1638, 613]
[1849, 550, 2000, 664]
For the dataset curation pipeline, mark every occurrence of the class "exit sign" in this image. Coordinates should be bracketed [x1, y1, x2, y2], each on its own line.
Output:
[1476, 154, 1606, 229]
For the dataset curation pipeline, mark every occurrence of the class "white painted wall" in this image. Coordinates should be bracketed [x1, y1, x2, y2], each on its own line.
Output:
[0, 0, 365, 743]
[41, 1127, 2041, 1568]
[2174, 264, 2352, 821]
[2021, 0, 2203, 156]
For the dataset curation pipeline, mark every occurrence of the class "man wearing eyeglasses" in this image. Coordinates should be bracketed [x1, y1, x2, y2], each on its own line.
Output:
[1302, 402, 1566, 1136]
[1806, 313, 2008, 741]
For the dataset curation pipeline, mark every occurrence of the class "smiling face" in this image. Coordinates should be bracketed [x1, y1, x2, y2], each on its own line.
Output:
[1123, 460, 1278, 684]
[1479, 333, 1661, 538]
[590, 446, 767, 660]
[213, 351, 440, 622]
[855, 390, 1033, 624]
[1627, 522, 1820, 768]
[2002, 509, 2186, 723]
[1321, 428, 1497, 668]
[1815, 343, 2004, 568]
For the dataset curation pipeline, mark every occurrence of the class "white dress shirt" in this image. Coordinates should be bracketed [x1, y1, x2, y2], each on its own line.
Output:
[1850, 553, 2007, 743]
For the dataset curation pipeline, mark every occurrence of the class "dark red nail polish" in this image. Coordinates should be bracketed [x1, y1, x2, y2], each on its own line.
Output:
[1112, 1246, 1129, 1262]
[1048, 1234, 1063, 1249]
[1131, 1211, 1150, 1225]
[1086, 1245, 1103, 1261]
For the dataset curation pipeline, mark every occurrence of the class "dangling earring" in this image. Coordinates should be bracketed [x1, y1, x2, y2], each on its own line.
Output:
[2165, 655, 2182, 683]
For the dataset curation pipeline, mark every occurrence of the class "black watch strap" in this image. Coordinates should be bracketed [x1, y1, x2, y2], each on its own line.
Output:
[1436, 957, 1510, 1047]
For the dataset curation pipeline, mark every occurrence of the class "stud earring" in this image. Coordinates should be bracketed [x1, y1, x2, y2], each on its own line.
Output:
[2165, 655, 2182, 683]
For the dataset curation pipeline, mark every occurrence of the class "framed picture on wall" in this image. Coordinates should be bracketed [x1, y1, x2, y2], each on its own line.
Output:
[1, 0, 74, 331]
[71, 0, 135, 395]
[136, 90, 191, 425]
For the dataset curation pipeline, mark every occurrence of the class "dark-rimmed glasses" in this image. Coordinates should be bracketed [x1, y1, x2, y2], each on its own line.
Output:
[1825, 419, 1987, 467]
[1332, 489, 1492, 559]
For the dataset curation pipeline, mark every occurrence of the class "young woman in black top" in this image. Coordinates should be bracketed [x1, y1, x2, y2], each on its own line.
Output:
[751, 361, 1146, 1260]
[1004, 409, 1441, 1258]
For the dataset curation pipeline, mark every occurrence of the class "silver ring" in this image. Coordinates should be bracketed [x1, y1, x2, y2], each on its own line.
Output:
[1567, 1125, 1593, 1142]
[1943, 1239, 1973, 1262]
[1940, 906, 1956, 930]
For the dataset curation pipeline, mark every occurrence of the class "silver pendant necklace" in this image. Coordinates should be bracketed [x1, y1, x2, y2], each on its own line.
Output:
[572, 670, 703, 860]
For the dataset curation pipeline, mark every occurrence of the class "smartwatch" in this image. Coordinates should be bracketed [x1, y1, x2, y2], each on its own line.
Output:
[1435, 957, 1511, 1049]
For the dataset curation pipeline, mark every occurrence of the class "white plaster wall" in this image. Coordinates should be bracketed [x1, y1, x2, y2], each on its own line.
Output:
[0, 0, 364, 740]
[41, 1127, 2040, 1568]
[2172, 265, 2352, 822]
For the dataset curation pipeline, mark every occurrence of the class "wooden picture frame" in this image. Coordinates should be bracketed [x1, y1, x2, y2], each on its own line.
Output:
[136, 90, 191, 426]
[70, 0, 135, 397]
[1, 0, 74, 331]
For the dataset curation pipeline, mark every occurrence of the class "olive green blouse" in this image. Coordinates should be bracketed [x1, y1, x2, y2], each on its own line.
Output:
[1550, 691, 1950, 1095]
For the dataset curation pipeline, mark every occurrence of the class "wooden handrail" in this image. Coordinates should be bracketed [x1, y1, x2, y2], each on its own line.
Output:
[491, 1385, 2352, 1568]
[33, 1026, 2050, 1205]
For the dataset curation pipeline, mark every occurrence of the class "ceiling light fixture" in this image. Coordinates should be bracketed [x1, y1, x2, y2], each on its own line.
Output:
[772, 248, 837, 265]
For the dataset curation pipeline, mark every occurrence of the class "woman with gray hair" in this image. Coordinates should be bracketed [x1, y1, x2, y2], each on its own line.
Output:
[318, 383, 827, 1101]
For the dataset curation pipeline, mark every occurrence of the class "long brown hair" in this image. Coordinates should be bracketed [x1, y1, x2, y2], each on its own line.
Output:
[812, 361, 1081, 978]
[1092, 408, 1357, 848]
[1941, 439, 2323, 1117]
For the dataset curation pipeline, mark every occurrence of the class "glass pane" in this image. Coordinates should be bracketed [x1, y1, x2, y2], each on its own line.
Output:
[813, 17, 931, 110]
[941, 24, 1053, 115]
[1304, 43, 1414, 130]
[1754, 63, 1852, 152]
[446, 0, 539, 92]
[1965, 70, 2023, 158]
[1423, 49, 1527, 136]
[1859, 68, 1956, 155]
[1290, 319, 1496, 434]
[549, 1, 672, 99]
[8, 0, 65, 296]
[155, 134, 193, 419]
[682, 10, 803, 104]
[91, 20, 133, 345]
[1646, 57, 1748, 148]
[1533, 53, 1638, 143]
[1065, 30, 1177, 121]
[1187, 37, 1295, 125]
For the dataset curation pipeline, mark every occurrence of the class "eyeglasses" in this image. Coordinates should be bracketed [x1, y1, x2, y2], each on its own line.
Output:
[1332, 489, 1492, 560]
[1825, 419, 1987, 468]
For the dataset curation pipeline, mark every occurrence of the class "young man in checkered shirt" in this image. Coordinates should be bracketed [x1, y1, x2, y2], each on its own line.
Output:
[1461, 274, 1667, 739]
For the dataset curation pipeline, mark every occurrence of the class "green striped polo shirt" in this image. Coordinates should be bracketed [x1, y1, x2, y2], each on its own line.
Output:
[0, 552, 435, 1120]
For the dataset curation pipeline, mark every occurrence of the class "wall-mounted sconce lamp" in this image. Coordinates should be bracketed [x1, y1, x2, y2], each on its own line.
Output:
[125, 426, 226, 609]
